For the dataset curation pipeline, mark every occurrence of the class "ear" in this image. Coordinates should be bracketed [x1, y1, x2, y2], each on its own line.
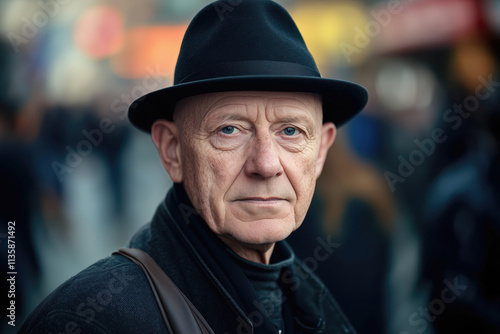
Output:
[315, 122, 336, 179]
[151, 120, 183, 182]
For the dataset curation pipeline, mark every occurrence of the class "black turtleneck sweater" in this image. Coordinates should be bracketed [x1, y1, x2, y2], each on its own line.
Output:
[228, 242, 295, 333]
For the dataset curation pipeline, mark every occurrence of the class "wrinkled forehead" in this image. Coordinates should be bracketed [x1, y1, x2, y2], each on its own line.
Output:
[173, 91, 323, 126]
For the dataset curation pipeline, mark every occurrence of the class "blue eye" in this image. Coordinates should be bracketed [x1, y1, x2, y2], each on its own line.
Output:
[281, 127, 297, 136]
[221, 126, 238, 134]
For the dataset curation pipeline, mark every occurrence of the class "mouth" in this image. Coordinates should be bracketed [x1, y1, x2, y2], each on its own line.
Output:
[243, 197, 282, 201]
[230, 197, 290, 218]
[235, 197, 287, 204]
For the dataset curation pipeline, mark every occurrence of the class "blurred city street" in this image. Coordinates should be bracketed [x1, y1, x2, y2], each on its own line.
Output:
[1, 0, 499, 333]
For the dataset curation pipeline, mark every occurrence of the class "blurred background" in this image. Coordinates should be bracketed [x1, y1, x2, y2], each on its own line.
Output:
[0, 0, 499, 333]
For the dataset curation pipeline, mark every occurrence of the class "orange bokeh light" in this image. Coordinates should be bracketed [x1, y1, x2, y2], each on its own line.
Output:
[111, 25, 187, 79]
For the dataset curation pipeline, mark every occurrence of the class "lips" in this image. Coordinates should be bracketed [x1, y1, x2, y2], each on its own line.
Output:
[240, 197, 284, 201]
[233, 197, 288, 207]
[229, 196, 291, 220]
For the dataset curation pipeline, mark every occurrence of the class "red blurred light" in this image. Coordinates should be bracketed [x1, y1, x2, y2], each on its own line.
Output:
[74, 5, 125, 59]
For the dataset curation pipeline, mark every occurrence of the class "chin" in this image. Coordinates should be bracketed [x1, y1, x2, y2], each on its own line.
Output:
[235, 219, 295, 245]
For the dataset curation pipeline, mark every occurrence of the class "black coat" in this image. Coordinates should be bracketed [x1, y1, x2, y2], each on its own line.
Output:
[20, 183, 355, 333]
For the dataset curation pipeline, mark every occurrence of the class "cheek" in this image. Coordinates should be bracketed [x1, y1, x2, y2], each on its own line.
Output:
[287, 150, 318, 187]
[182, 146, 213, 206]
[183, 146, 240, 219]
[284, 151, 318, 220]
[198, 151, 240, 193]
[209, 153, 233, 180]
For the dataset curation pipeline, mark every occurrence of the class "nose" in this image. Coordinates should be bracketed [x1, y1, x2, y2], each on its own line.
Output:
[244, 131, 283, 179]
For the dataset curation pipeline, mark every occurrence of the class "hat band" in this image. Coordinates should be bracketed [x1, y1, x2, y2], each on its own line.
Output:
[177, 60, 321, 84]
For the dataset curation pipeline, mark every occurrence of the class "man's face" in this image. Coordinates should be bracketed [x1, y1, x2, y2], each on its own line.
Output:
[157, 91, 335, 256]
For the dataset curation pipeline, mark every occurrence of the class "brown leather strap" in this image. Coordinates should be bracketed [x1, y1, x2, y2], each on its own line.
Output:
[113, 248, 215, 334]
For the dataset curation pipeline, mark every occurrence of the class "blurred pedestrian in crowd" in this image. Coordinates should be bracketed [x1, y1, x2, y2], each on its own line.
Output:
[419, 35, 500, 334]
[0, 36, 41, 332]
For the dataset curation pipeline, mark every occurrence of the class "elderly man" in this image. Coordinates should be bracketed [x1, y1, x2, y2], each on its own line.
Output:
[20, 0, 367, 333]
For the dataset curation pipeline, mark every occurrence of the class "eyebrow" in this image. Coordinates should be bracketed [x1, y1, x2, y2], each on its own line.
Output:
[272, 105, 318, 124]
[208, 108, 316, 126]
[205, 104, 250, 123]
[277, 115, 314, 125]
[202, 98, 320, 127]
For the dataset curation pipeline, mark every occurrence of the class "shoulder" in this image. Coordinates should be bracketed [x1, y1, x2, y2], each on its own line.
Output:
[291, 257, 357, 333]
[20, 254, 166, 334]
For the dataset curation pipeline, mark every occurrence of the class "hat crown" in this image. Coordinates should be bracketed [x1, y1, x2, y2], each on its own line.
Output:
[174, 0, 320, 84]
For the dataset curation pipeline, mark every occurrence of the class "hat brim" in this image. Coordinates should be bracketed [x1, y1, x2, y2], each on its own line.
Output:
[128, 75, 368, 132]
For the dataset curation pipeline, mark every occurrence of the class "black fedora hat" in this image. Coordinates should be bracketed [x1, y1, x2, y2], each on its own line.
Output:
[128, 0, 368, 132]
